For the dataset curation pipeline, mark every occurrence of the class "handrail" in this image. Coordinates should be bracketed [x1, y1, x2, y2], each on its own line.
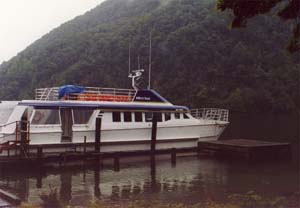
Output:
[0, 121, 18, 128]
[35, 87, 136, 102]
[190, 108, 229, 122]
[0, 120, 30, 148]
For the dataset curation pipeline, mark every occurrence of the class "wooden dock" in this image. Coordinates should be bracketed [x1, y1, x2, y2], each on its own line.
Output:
[0, 139, 292, 167]
[198, 139, 291, 160]
[0, 139, 292, 205]
[0, 114, 292, 166]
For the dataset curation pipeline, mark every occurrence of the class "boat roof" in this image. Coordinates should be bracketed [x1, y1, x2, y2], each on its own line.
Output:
[18, 100, 189, 111]
[19, 86, 189, 111]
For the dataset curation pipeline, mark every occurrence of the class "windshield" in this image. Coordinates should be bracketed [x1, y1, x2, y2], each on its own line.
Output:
[0, 101, 18, 125]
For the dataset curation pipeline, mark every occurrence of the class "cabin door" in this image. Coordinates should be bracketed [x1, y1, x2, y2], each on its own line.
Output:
[60, 108, 73, 142]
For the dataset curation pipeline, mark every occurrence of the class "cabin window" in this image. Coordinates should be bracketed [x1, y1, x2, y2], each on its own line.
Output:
[174, 112, 180, 119]
[134, 112, 143, 122]
[124, 112, 132, 122]
[164, 113, 171, 121]
[183, 113, 189, 119]
[145, 112, 162, 122]
[145, 112, 153, 122]
[31, 109, 60, 125]
[73, 109, 93, 124]
[156, 113, 163, 122]
[112, 112, 121, 122]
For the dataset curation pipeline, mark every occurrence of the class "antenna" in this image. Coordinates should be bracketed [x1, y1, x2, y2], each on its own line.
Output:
[137, 55, 140, 70]
[128, 44, 131, 74]
[128, 69, 144, 90]
[148, 32, 152, 89]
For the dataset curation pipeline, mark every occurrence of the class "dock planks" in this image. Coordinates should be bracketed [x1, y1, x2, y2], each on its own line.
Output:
[198, 139, 291, 160]
[0, 139, 292, 166]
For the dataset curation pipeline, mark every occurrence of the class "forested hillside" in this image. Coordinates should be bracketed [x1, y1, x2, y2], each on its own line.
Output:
[0, 0, 299, 112]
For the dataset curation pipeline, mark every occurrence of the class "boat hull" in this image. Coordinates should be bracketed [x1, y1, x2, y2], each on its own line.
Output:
[0, 123, 228, 156]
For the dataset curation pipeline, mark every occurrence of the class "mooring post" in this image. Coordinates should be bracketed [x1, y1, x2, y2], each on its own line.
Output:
[151, 112, 158, 155]
[36, 173, 43, 189]
[63, 153, 67, 165]
[83, 136, 87, 154]
[171, 148, 176, 166]
[20, 120, 28, 157]
[95, 116, 102, 153]
[114, 153, 120, 172]
[197, 141, 204, 157]
[94, 164, 101, 198]
[150, 155, 156, 187]
[37, 146, 43, 159]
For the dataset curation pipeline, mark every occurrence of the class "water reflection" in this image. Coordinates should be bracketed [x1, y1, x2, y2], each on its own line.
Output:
[0, 156, 298, 206]
[60, 172, 72, 204]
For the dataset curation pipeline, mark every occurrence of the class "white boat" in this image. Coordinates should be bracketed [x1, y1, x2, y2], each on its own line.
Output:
[0, 70, 229, 156]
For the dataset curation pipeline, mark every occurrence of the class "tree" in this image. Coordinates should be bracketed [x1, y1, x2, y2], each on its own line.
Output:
[217, 0, 300, 53]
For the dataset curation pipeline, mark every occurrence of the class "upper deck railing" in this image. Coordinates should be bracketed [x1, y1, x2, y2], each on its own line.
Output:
[35, 87, 137, 102]
[190, 108, 229, 122]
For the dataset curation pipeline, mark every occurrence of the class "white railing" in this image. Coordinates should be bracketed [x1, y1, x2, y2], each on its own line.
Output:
[35, 87, 136, 102]
[190, 108, 229, 122]
[35, 87, 59, 101]
[0, 121, 30, 142]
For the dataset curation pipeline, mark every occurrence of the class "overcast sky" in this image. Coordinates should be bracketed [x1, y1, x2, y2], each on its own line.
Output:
[0, 0, 104, 64]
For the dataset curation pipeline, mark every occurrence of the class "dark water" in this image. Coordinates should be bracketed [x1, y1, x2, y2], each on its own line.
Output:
[0, 113, 299, 206]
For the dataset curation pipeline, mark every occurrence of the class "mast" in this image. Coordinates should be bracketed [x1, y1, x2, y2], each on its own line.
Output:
[148, 32, 152, 90]
[138, 55, 140, 71]
[128, 44, 131, 75]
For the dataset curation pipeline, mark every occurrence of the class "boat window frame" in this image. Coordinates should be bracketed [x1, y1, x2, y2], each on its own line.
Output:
[123, 111, 132, 122]
[72, 109, 94, 126]
[156, 112, 163, 122]
[164, 112, 171, 122]
[112, 111, 121, 122]
[174, 112, 181, 119]
[183, 113, 190, 119]
[30, 108, 61, 126]
[134, 112, 143, 122]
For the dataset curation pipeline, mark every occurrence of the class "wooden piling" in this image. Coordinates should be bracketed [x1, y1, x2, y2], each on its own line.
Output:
[37, 146, 43, 159]
[171, 148, 176, 166]
[36, 175, 42, 189]
[150, 155, 156, 179]
[94, 165, 100, 198]
[83, 136, 87, 154]
[95, 117, 102, 153]
[151, 113, 158, 154]
[20, 120, 29, 157]
[114, 153, 120, 172]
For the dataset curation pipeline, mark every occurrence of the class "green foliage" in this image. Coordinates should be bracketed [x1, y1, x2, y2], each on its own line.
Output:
[228, 191, 287, 208]
[217, 0, 300, 53]
[19, 191, 299, 208]
[0, 0, 299, 113]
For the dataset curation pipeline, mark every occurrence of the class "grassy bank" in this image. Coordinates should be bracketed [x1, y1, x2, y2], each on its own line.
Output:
[20, 191, 299, 208]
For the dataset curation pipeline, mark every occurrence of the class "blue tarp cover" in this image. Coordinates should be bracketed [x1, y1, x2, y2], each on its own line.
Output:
[58, 85, 85, 99]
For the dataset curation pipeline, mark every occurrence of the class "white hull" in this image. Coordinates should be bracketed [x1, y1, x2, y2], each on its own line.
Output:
[0, 93, 229, 157]
[0, 122, 227, 156]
